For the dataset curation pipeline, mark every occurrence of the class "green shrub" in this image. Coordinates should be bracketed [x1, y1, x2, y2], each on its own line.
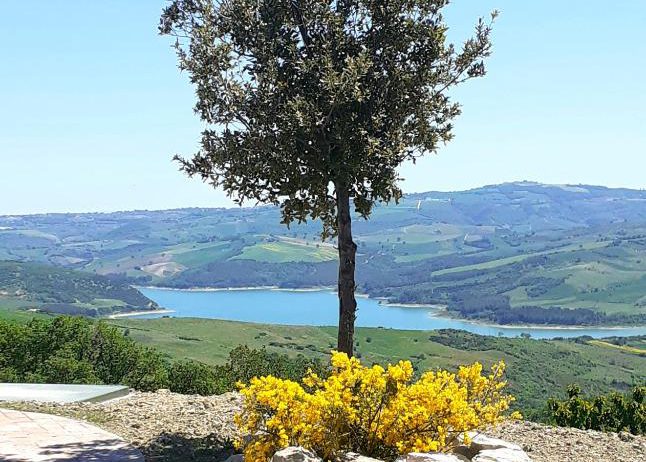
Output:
[0, 317, 168, 391]
[213, 345, 328, 391]
[39, 353, 99, 384]
[0, 366, 19, 382]
[547, 384, 645, 434]
[0, 317, 327, 397]
[168, 360, 224, 395]
[168, 346, 328, 395]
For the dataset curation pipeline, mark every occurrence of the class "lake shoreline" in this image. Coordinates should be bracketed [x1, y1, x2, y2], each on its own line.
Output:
[134, 285, 644, 332]
[135, 285, 335, 292]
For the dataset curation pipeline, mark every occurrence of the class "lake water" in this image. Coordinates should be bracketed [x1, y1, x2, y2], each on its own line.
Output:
[138, 287, 646, 339]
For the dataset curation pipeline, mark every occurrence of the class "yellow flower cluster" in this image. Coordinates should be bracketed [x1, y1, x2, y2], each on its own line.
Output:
[235, 352, 518, 461]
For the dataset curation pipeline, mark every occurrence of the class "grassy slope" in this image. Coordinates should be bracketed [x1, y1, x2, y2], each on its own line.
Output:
[432, 241, 608, 276]
[419, 236, 646, 316]
[112, 317, 646, 414]
[232, 240, 337, 263]
[0, 304, 49, 322]
[587, 339, 646, 356]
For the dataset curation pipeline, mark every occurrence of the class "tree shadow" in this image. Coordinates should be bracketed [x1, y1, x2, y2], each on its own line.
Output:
[2, 438, 143, 462]
[136, 432, 237, 462]
[3, 434, 237, 462]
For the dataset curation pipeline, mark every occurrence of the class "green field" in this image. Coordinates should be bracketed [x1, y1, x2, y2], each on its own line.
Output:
[431, 241, 609, 276]
[0, 304, 49, 322]
[171, 242, 233, 266]
[232, 239, 337, 262]
[111, 317, 646, 414]
[587, 339, 646, 356]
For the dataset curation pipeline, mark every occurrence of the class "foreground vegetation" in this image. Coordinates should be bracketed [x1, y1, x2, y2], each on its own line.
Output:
[547, 385, 645, 434]
[0, 317, 167, 389]
[1, 315, 644, 436]
[0, 317, 323, 395]
[111, 317, 646, 416]
[237, 353, 516, 461]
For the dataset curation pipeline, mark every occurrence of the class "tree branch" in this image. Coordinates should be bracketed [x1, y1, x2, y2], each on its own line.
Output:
[289, 0, 312, 49]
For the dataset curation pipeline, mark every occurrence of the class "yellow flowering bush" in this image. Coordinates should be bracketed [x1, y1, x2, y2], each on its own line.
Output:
[235, 352, 518, 461]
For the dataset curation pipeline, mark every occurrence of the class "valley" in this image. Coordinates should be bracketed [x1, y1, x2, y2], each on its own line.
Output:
[1, 182, 645, 326]
[135, 287, 646, 338]
[2, 3, 644, 459]
[3, 182, 642, 419]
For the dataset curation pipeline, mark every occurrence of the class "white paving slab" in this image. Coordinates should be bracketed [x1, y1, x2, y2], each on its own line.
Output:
[0, 383, 129, 403]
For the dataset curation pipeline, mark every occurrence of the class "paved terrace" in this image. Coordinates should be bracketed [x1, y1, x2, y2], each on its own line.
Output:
[0, 408, 144, 462]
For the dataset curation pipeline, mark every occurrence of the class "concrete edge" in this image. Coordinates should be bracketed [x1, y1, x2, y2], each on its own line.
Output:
[80, 385, 131, 403]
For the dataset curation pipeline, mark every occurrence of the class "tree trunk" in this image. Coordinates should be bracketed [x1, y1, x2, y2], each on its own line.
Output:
[336, 186, 357, 356]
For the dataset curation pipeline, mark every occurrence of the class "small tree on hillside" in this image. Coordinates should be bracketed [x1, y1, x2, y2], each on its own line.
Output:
[160, 0, 495, 355]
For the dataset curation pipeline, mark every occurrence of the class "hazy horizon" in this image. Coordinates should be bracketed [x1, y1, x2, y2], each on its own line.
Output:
[2, 0, 645, 215]
[1, 180, 644, 217]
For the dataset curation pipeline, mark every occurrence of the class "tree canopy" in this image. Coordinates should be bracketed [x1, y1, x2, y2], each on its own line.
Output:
[160, 0, 495, 237]
[160, 0, 495, 354]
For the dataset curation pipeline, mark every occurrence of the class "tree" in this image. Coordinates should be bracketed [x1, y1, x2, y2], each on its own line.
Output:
[160, 0, 495, 355]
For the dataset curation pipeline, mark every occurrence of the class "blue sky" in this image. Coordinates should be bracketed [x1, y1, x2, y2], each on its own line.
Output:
[1, 1, 644, 215]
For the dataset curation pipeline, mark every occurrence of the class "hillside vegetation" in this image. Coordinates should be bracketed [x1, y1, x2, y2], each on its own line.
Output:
[3, 313, 642, 417]
[2, 182, 645, 325]
[111, 317, 646, 415]
[0, 316, 323, 396]
[0, 260, 157, 316]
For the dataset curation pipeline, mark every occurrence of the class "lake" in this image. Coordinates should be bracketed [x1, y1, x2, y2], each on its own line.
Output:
[138, 287, 646, 339]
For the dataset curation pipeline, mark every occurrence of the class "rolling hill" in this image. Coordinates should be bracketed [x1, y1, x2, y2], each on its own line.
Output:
[0, 260, 158, 316]
[1, 182, 645, 325]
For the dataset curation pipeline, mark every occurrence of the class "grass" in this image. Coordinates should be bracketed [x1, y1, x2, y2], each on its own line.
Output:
[111, 317, 646, 413]
[416, 237, 645, 316]
[172, 242, 232, 266]
[0, 304, 49, 322]
[505, 254, 646, 315]
[361, 224, 463, 245]
[232, 240, 337, 263]
[587, 339, 646, 356]
[432, 241, 609, 276]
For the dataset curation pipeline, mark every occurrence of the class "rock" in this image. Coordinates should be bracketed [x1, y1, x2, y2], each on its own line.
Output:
[453, 445, 477, 460]
[468, 435, 522, 453]
[396, 453, 469, 462]
[618, 431, 635, 442]
[271, 446, 323, 462]
[343, 452, 384, 461]
[472, 448, 532, 462]
[225, 455, 244, 462]
[454, 434, 525, 460]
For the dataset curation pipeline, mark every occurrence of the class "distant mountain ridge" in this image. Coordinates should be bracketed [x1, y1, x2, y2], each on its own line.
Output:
[2, 181, 645, 221]
[405, 181, 646, 229]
